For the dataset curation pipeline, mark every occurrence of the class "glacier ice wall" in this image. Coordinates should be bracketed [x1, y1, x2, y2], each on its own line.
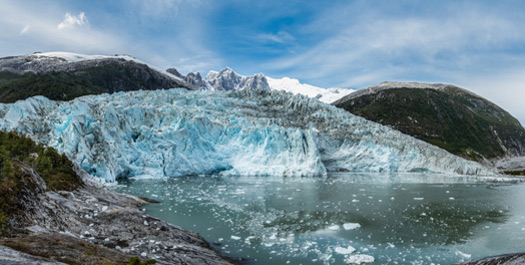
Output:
[0, 89, 494, 182]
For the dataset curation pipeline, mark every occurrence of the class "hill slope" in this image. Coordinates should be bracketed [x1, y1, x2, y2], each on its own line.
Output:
[0, 52, 193, 103]
[334, 82, 525, 163]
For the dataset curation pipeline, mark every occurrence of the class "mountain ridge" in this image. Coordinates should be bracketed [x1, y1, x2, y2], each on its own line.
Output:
[0, 52, 195, 103]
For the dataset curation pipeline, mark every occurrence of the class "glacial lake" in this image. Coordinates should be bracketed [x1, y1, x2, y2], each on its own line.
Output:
[115, 173, 525, 265]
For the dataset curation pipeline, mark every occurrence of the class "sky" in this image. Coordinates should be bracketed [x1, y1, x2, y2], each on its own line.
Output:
[1, 0, 525, 124]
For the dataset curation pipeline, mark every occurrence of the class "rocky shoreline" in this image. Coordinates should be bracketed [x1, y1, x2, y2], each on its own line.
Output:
[0, 164, 235, 265]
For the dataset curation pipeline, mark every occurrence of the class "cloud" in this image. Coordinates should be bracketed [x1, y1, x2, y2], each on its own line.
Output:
[20, 25, 30, 35]
[266, 4, 525, 86]
[57, 12, 88, 30]
[452, 69, 525, 126]
[127, 0, 203, 21]
[0, 2, 122, 55]
[257, 31, 295, 44]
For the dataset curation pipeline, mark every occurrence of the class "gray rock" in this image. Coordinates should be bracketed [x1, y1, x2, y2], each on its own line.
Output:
[0, 245, 66, 265]
[1, 163, 234, 265]
[454, 253, 525, 265]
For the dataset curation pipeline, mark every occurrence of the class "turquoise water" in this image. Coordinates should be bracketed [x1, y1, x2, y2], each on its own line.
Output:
[115, 173, 525, 265]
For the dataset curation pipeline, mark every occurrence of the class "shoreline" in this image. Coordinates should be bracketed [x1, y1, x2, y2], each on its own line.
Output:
[0, 164, 237, 265]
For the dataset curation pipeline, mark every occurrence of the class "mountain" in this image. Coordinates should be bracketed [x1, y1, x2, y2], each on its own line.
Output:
[0, 52, 193, 103]
[1, 52, 352, 105]
[180, 66, 353, 103]
[183, 67, 270, 91]
[333, 81, 525, 165]
[0, 89, 493, 183]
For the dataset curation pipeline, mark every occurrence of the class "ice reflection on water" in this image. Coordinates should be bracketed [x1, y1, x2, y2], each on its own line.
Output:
[115, 173, 525, 265]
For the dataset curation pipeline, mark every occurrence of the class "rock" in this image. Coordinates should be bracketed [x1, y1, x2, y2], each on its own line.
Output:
[0, 164, 235, 265]
[454, 253, 525, 265]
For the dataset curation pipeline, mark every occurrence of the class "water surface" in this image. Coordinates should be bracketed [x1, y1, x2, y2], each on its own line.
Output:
[115, 173, 525, 265]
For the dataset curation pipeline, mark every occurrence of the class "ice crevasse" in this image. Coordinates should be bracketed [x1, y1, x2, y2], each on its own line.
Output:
[0, 89, 494, 182]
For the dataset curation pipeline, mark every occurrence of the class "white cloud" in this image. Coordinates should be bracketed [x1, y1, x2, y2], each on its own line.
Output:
[20, 25, 30, 35]
[453, 69, 525, 126]
[257, 31, 295, 44]
[0, 3, 122, 55]
[57, 12, 88, 30]
[128, 0, 202, 20]
[266, 5, 525, 87]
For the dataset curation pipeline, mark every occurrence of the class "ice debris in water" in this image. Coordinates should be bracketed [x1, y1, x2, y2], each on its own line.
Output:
[328, 225, 340, 231]
[343, 223, 361, 230]
[0, 89, 494, 182]
[345, 254, 375, 264]
[456, 250, 472, 259]
[335, 246, 356, 255]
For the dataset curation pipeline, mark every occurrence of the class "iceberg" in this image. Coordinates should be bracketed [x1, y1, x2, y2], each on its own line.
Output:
[0, 89, 494, 182]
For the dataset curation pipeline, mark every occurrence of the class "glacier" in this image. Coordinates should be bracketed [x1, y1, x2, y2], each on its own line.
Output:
[0, 89, 494, 182]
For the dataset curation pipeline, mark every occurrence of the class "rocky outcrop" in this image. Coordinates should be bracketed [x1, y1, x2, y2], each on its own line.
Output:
[455, 253, 525, 265]
[0, 163, 234, 265]
[183, 67, 270, 91]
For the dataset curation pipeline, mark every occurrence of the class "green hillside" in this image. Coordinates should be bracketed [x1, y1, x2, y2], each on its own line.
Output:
[335, 86, 525, 162]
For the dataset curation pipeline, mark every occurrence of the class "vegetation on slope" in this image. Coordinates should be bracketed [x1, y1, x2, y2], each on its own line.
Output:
[0, 60, 187, 103]
[0, 130, 83, 236]
[335, 87, 525, 162]
[1, 234, 156, 265]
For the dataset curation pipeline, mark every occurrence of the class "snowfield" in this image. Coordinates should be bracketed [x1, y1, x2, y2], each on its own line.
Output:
[0, 89, 494, 182]
[267, 76, 354, 104]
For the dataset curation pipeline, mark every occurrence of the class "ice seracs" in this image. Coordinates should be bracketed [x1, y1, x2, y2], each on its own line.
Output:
[0, 89, 495, 182]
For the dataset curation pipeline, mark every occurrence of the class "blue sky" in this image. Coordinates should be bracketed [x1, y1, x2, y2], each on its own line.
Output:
[1, 0, 525, 124]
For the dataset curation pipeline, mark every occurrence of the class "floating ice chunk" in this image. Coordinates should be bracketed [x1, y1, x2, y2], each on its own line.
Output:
[456, 250, 472, 259]
[449, 197, 455, 200]
[345, 254, 375, 264]
[343, 223, 361, 230]
[335, 246, 356, 255]
[231, 235, 241, 240]
[328, 225, 340, 231]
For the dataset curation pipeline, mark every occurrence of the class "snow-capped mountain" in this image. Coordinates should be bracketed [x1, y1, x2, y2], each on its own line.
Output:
[180, 66, 353, 103]
[183, 67, 270, 91]
[0, 89, 494, 182]
[0, 51, 184, 82]
[0, 52, 194, 103]
[1, 51, 351, 104]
